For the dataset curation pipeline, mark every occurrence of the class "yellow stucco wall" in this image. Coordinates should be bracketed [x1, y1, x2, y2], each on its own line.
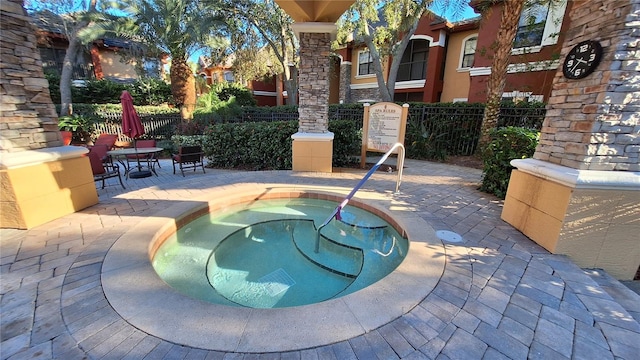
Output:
[440, 29, 477, 102]
[291, 134, 333, 173]
[1, 149, 98, 229]
[502, 169, 640, 280]
[350, 46, 388, 85]
[99, 51, 138, 80]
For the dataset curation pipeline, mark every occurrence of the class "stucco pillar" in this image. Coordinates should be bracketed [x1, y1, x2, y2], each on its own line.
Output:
[291, 23, 335, 172]
[502, 0, 640, 279]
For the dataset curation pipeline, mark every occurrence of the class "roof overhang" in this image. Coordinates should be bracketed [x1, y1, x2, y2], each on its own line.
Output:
[274, 0, 355, 22]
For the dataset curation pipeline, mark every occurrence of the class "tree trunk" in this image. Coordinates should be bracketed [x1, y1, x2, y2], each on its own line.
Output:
[58, 0, 96, 116]
[382, 12, 423, 103]
[284, 66, 298, 105]
[59, 36, 80, 116]
[170, 57, 196, 120]
[365, 37, 393, 102]
[478, 0, 525, 149]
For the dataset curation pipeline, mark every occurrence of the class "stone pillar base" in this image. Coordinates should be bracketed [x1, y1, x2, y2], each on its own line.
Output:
[502, 159, 640, 280]
[1, 146, 99, 229]
[291, 132, 334, 173]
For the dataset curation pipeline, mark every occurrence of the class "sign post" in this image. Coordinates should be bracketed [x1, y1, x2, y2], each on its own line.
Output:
[360, 102, 409, 168]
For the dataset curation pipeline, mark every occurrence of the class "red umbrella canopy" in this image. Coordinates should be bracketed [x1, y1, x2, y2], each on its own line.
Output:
[120, 90, 145, 140]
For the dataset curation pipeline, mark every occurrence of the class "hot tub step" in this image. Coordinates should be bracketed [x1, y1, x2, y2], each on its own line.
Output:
[291, 220, 363, 278]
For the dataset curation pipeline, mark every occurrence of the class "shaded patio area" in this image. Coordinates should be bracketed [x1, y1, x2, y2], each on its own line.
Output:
[1, 158, 639, 359]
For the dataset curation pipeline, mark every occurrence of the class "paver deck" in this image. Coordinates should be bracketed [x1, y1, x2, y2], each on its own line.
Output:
[1, 158, 639, 359]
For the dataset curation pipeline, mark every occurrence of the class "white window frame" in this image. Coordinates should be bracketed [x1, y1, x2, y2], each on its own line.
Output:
[458, 34, 478, 71]
[512, 0, 567, 55]
[501, 91, 544, 103]
[223, 71, 234, 82]
[356, 49, 376, 79]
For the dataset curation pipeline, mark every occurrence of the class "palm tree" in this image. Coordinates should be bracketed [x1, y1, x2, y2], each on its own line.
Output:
[131, 0, 225, 120]
[477, 0, 525, 148]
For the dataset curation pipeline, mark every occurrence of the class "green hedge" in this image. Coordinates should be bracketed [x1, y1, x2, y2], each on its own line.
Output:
[201, 119, 361, 170]
[45, 73, 173, 106]
[60, 103, 179, 117]
[329, 120, 361, 167]
[204, 121, 297, 170]
[479, 126, 540, 199]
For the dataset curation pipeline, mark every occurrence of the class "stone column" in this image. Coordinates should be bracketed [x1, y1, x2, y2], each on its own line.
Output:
[291, 23, 335, 172]
[339, 60, 352, 103]
[1, 0, 61, 151]
[1, 0, 98, 229]
[502, 0, 640, 279]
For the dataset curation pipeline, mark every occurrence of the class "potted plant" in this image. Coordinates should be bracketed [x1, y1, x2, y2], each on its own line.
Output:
[58, 115, 93, 145]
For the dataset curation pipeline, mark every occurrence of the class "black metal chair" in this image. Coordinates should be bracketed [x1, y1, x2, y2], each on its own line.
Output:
[88, 145, 125, 189]
[172, 145, 205, 177]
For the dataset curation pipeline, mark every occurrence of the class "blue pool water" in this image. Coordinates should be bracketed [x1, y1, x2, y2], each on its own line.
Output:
[152, 198, 408, 308]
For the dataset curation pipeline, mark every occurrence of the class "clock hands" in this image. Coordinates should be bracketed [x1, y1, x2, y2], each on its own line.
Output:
[570, 57, 588, 73]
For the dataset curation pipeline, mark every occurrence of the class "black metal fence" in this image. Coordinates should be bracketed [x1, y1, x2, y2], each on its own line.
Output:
[88, 105, 546, 156]
[326, 105, 545, 155]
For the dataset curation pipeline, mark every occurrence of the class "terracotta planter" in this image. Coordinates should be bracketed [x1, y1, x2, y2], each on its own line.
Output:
[60, 131, 73, 146]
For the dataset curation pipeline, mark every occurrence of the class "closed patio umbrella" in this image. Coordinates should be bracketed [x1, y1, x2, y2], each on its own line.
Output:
[120, 90, 151, 178]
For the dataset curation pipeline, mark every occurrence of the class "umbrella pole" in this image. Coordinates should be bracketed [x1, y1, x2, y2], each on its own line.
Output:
[128, 137, 152, 179]
[134, 138, 141, 171]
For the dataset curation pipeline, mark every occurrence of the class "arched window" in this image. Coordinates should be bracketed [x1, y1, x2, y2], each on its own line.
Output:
[397, 39, 429, 81]
[461, 36, 477, 69]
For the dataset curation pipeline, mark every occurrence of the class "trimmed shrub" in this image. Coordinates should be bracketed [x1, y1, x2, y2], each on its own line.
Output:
[479, 126, 540, 199]
[212, 83, 257, 107]
[72, 79, 127, 104]
[204, 121, 297, 170]
[201, 119, 362, 170]
[44, 71, 61, 104]
[48, 78, 173, 109]
[128, 78, 173, 106]
[62, 103, 178, 116]
[329, 120, 361, 167]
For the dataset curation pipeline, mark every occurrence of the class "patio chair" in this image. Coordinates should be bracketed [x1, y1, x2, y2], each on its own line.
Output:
[88, 133, 118, 164]
[172, 145, 205, 177]
[92, 133, 118, 149]
[89, 143, 112, 165]
[125, 139, 161, 171]
[88, 145, 125, 189]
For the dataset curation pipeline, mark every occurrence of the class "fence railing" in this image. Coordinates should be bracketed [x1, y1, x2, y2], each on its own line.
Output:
[91, 112, 182, 142]
[88, 105, 546, 156]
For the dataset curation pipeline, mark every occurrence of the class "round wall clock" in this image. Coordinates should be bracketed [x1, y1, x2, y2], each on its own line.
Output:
[562, 40, 603, 79]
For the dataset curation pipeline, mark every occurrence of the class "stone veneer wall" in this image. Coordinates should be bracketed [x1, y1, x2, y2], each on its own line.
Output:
[350, 88, 383, 103]
[534, 0, 639, 171]
[339, 62, 352, 103]
[1, 0, 61, 153]
[297, 32, 331, 133]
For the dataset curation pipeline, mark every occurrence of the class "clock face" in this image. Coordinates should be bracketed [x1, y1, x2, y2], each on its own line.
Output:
[562, 40, 603, 79]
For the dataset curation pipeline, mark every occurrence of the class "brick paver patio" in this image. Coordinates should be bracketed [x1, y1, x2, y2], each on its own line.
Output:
[1, 158, 639, 359]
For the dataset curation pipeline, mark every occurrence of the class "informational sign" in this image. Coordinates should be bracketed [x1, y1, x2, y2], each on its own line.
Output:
[361, 102, 408, 168]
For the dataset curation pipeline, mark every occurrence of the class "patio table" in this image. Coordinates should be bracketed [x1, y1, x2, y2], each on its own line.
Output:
[107, 147, 163, 179]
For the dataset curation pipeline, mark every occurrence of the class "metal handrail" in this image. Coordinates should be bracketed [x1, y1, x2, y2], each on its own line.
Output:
[315, 143, 405, 253]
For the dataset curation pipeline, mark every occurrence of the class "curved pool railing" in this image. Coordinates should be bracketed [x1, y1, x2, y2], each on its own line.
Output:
[315, 142, 405, 253]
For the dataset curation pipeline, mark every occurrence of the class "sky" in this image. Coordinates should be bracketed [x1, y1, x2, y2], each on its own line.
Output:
[430, 2, 478, 22]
